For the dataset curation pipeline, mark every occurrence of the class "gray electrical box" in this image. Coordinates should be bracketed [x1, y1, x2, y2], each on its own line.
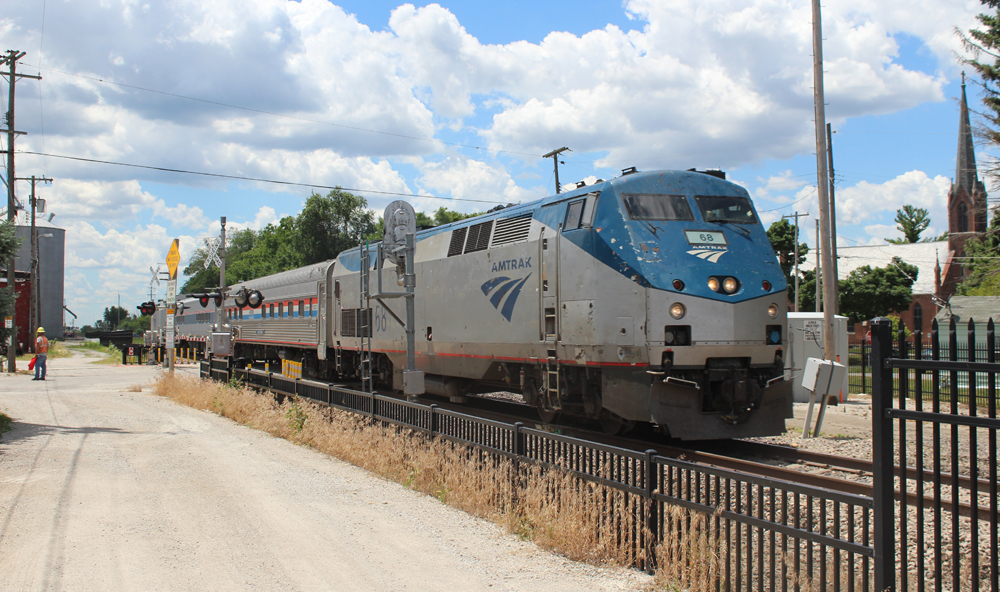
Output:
[801, 357, 846, 395]
[403, 370, 425, 396]
[211, 332, 231, 358]
[785, 313, 849, 402]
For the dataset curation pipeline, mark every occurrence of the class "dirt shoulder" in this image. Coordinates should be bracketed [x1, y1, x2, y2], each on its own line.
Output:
[0, 350, 648, 591]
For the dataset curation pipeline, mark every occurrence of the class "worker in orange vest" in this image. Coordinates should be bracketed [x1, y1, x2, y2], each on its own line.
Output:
[33, 327, 49, 381]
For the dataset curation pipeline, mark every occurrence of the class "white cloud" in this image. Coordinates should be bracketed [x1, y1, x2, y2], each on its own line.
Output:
[837, 171, 951, 227]
[43, 179, 158, 222]
[416, 156, 544, 213]
[753, 171, 812, 202]
[7, 0, 976, 183]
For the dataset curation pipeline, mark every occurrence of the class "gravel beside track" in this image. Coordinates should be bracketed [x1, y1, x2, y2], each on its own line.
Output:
[750, 394, 997, 586]
[0, 350, 650, 591]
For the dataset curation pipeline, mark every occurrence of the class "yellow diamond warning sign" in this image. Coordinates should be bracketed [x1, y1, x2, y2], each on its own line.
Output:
[166, 239, 180, 280]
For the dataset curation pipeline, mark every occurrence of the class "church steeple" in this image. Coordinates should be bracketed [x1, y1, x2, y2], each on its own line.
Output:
[956, 72, 979, 195]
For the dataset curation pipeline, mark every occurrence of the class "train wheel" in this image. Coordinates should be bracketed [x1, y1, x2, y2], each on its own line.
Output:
[599, 410, 634, 436]
[536, 406, 559, 424]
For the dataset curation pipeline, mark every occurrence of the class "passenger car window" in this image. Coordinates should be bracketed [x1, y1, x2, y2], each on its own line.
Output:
[622, 194, 694, 221]
[694, 195, 757, 224]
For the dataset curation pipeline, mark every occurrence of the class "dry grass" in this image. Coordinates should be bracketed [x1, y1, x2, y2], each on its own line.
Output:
[155, 375, 652, 567]
[124, 383, 143, 392]
[157, 374, 854, 590]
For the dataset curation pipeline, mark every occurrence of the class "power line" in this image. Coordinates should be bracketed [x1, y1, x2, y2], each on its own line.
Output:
[758, 187, 817, 213]
[17, 150, 509, 205]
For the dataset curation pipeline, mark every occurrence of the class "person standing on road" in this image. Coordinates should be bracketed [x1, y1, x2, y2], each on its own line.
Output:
[33, 327, 49, 381]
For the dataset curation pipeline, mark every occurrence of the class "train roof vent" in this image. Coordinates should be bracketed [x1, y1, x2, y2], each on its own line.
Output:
[621, 166, 638, 176]
[687, 168, 726, 180]
[447, 227, 467, 257]
[491, 213, 532, 247]
[464, 220, 493, 254]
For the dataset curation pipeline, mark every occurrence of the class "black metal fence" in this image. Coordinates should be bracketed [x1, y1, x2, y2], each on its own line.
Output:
[850, 317, 1000, 400]
[200, 326, 1000, 591]
[199, 361, 877, 589]
[872, 317, 1000, 591]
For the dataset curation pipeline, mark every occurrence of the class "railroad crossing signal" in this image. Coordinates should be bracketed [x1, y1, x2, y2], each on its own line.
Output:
[150, 265, 161, 286]
[193, 292, 223, 308]
[166, 239, 180, 280]
[137, 301, 156, 316]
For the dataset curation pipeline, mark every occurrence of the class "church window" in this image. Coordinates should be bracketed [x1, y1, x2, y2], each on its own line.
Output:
[958, 202, 969, 232]
[913, 303, 923, 334]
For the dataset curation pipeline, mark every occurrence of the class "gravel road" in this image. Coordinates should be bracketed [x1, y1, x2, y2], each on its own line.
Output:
[0, 350, 649, 592]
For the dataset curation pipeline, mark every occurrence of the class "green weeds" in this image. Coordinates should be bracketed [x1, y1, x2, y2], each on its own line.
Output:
[285, 397, 307, 433]
[0, 411, 12, 440]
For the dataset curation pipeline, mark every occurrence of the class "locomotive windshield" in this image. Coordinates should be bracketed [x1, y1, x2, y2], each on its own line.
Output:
[622, 193, 694, 221]
[695, 195, 757, 224]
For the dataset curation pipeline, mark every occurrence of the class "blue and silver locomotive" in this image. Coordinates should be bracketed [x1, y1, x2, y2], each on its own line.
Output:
[225, 169, 792, 440]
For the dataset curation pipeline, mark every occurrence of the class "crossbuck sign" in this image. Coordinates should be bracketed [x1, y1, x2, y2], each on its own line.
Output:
[203, 237, 222, 270]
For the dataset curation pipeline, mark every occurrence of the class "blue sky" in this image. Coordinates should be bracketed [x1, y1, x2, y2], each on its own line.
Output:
[0, 0, 990, 325]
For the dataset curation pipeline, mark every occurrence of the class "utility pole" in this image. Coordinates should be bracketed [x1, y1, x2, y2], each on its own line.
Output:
[782, 211, 807, 311]
[1, 50, 41, 372]
[217, 216, 226, 332]
[810, 1, 836, 360]
[826, 123, 839, 314]
[15, 175, 52, 341]
[815, 219, 822, 313]
[543, 147, 571, 194]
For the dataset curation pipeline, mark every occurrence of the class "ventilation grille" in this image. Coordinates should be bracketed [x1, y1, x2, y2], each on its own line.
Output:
[465, 221, 493, 253]
[448, 227, 467, 257]
[340, 309, 372, 337]
[491, 214, 532, 247]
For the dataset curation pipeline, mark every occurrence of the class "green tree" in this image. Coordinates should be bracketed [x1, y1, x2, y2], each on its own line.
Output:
[0, 221, 23, 349]
[294, 189, 377, 265]
[838, 257, 919, 322]
[766, 219, 809, 302]
[103, 306, 131, 330]
[182, 227, 260, 293]
[120, 313, 151, 334]
[227, 218, 301, 282]
[960, 1, 1000, 177]
[886, 205, 931, 244]
[957, 214, 1000, 295]
[415, 212, 434, 227]
[433, 207, 480, 225]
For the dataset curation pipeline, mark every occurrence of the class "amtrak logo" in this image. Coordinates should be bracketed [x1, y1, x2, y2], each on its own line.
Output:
[481, 274, 532, 321]
[687, 248, 728, 263]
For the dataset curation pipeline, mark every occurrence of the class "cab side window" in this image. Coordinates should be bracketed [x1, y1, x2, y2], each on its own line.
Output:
[564, 199, 585, 231]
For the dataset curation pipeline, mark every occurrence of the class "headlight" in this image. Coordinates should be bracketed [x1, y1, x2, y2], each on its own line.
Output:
[768, 303, 779, 318]
[723, 277, 739, 293]
[707, 277, 719, 292]
[669, 303, 686, 319]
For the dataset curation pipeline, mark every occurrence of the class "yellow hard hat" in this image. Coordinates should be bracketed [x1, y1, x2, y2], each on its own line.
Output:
[37, 327, 45, 333]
